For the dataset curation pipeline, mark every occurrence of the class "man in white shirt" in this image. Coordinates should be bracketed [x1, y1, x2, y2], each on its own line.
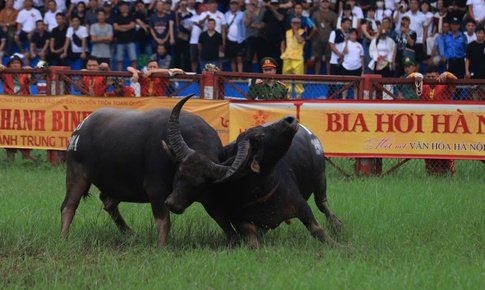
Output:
[14, 0, 42, 54]
[403, 0, 428, 66]
[189, 2, 204, 72]
[61, 15, 89, 66]
[43, 0, 61, 32]
[466, 0, 485, 27]
[198, 0, 226, 35]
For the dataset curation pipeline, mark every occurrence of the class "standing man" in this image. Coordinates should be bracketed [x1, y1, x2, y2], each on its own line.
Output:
[43, 0, 60, 32]
[311, 0, 337, 75]
[61, 15, 89, 67]
[149, 0, 175, 53]
[328, 16, 350, 76]
[247, 56, 288, 100]
[393, 15, 416, 77]
[224, 0, 245, 73]
[444, 17, 467, 79]
[465, 26, 485, 100]
[243, 0, 266, 72]
[198, 18, 223, 69]
[114, 1, 137, 71]
[90, 9, 113, 65]
[403, 0, 428, 73]
[280, 17, 306, 99]
[262, 0, 286, 73]
[49, 12, 67, 66]
[14, 0, 42, 57]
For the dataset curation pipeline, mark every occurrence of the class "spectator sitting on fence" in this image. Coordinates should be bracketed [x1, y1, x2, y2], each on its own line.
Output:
[397, 56, 419, 100]
[408, 64, 457, 176]
[0, 54, 39, 164]
[76, 55, 110, 96]
[105, 77, 135, 97]
[127, 59, 172, 97]
[247, 57, 288, 100]
[0, 54, 32, 95]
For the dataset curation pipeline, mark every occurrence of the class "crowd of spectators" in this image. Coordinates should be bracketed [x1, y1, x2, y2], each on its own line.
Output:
[0, 0, 482, 80]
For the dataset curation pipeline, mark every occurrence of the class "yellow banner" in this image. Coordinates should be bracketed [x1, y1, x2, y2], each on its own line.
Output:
[229, 100, 485, 159]
[0, 95, 230, 150]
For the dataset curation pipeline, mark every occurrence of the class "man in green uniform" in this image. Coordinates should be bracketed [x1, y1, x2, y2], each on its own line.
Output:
[247, 57, 288, 100]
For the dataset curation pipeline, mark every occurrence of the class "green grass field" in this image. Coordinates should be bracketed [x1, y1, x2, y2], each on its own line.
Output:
[1, 151, 484, 289]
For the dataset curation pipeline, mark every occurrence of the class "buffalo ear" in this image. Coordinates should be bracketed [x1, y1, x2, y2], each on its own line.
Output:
[250, 156, 260, 173]
[162, 140, 177, 162]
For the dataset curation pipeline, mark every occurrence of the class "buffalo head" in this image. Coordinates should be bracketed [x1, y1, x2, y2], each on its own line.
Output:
[164, 95, 299, 213]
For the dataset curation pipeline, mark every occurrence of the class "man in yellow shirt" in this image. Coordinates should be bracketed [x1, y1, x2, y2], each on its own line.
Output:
[281, 17, 306, 99]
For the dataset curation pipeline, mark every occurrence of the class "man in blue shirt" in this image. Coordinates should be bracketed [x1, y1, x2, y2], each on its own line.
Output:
[444, 17, 467, 78]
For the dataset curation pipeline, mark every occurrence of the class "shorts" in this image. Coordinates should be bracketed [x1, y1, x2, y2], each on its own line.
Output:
[225, 40, 245, 59]
[116, 43, 137, 62]
[414, 43, 425, 63]
[312, 40, 331, 60]
[190, 44, 199, 62]
[341, 66, 362, 76]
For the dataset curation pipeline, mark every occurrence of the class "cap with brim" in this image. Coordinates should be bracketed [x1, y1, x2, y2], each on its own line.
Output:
[7, 54, 24, 67]
[230, 0, 238, 3]
[260, 57, 277, 69]
[291, 17, 301, 23]
[450, 17, 460, 24]
[320, 0, 329, 2]
[270, 0, 279, 4]
[403, 56, 416, 66]
[103, 1, 112, 6]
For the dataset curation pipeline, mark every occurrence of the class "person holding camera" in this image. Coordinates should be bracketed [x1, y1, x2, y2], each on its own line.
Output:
[394, 15, 417, 77]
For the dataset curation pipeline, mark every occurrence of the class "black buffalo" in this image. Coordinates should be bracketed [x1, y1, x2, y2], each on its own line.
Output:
[61, 94, 225, 245]
[165, 96, 343, 248]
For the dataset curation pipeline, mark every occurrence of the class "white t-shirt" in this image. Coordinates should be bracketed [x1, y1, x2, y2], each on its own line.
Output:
[16, 8, 43, 33]
[13, 0, 24, 11]
[467, 0, 485, 22]
[385, 0, 399, 11]
[199, 10, 226, 34]
[339, 6, 364, 21]
[342, 40, 363, 70]
[189, 15, 202, 44]
[44, 10, 61, 32]
[226, 12, 238, 42]
[424, 11, 433, 36]
[328, 30, 346, 64]
[403, 10, 428, 44]
[466, 33, 477, 44]
[375, 9, 393, 24]
[66, 25, 89, 53]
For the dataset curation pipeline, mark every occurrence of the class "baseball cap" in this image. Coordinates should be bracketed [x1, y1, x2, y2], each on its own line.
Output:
[260, 57, 277, 69]
[7, 54, 24, 67]
[450, 17, 460, 25]
[403, 56, 416, 66]
[230, 0, 238, 3]
[291, 17, 301, 23]
[270, 0, 279, 4]
[103, 1, 112, 6]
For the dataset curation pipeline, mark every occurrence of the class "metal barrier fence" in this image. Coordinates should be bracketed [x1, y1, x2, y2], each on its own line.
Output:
[1, 67, 485, 176]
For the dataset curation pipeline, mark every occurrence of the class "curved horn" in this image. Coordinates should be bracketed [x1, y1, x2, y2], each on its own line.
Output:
[167, 94, 196, 161]
[209, 138, 253, 184]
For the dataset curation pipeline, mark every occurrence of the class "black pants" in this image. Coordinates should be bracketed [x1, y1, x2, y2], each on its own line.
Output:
[245, 36, 265, 72]
[173, 39, 191, 72]
[447, 58, 465, 79]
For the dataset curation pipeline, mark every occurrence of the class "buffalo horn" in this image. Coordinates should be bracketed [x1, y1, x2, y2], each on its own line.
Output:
[167, 94, 196, 161]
